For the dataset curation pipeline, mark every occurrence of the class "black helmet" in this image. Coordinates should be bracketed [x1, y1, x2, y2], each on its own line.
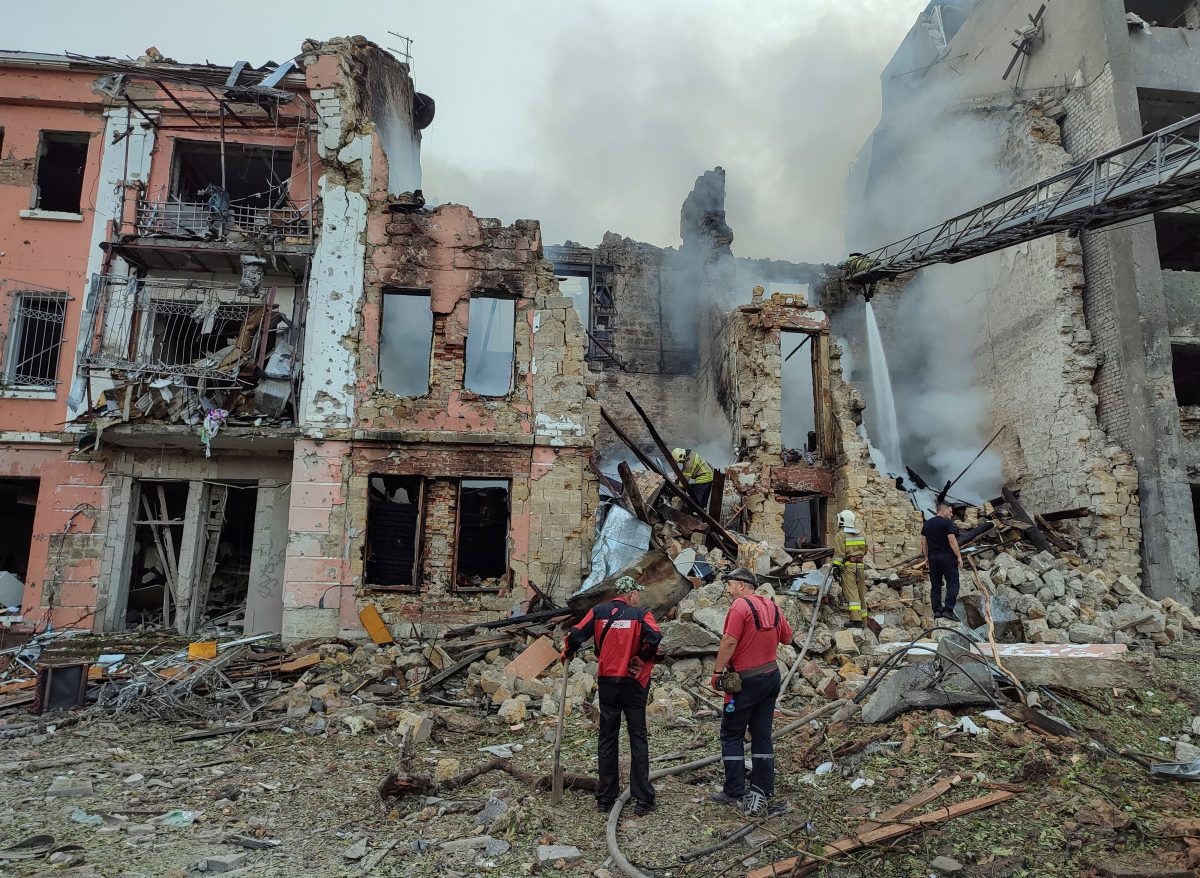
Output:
[723, 567, 758, 587]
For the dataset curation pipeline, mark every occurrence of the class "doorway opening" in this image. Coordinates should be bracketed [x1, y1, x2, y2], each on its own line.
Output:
[0, 478, 38, 608]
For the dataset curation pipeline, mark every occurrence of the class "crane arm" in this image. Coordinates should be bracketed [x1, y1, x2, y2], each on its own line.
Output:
[850, 110, 1200, 284]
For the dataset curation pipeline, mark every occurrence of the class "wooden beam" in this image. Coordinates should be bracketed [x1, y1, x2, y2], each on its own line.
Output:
[607, 400, 740, 552]
[748, 790, 1016, 878]
[617, 461, 650, 523]
[1002, 487, 1052, 553]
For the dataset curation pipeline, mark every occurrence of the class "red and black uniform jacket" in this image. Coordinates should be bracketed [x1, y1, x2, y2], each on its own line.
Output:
[565, 596, 662, 688]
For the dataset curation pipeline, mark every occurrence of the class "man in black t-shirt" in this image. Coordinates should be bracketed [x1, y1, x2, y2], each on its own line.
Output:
[921, 502, 963, 620]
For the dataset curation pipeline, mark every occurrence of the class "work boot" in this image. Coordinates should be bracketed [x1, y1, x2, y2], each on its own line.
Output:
[740, 786, 768, 818]
[595, 798, 614, 814]
[708, 790, 742, 807]
[633, 799, 656, 817]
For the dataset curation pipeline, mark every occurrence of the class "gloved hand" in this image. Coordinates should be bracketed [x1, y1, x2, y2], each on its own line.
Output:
[710, 673, 722, 691]
[559, 649, 570, 664]
[628, 656, 645, 676]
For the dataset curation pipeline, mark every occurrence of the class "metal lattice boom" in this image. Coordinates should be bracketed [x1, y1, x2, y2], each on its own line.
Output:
[851, 110, 1200, 284]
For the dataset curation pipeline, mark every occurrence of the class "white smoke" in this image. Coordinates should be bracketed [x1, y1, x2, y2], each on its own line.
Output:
[844, 81, 1014, 505]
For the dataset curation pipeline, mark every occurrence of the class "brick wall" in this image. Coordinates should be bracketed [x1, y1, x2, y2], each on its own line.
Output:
[1060, 65, 1134, 449]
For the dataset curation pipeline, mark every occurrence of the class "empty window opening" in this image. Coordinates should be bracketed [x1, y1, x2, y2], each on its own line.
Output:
[171, 140, 293, 208]
[1173, 343, 1200, 406]
[366, 475, 423, 589]
[0, 478, 38, 594]
[1139, 89, 1200, 137]
[125, 481, 256, 632]
[1125, 0, 1200, 27]
[783, 496, 826, 550]
[1192, 485, 1200, 546]
[379, 289, 433, 397]
[1155, 212, 1200, 270]
[781, 330, 818, 452]
[34, 132, 89, 213]
[456, 479, 510, 590]
[557, 276, 591, 334]
[465, 296, 515, 396]
[4, 290, 67, 388]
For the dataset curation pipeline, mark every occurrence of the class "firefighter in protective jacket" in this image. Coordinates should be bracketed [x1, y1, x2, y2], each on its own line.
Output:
[833, 509, 869, 624]
[562, 575, 662, 816]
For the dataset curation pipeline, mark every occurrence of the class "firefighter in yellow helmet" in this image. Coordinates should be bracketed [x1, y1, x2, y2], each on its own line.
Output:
[832, 509, 869, 625]
[671, 448, 715, 507]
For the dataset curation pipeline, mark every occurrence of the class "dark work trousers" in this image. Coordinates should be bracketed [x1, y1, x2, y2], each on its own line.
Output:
[689, 481, 713, 509]
[596, 680, 654, 806]
[720, 670, 782, 798]
[928, 552, 961, 613]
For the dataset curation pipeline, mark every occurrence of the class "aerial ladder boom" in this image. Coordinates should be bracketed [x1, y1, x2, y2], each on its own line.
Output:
[850, 110, 1200, 284]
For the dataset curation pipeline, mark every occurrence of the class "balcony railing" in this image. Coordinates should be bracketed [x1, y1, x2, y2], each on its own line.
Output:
[135, 197, 311, 242]
[81, 276, 280, 385]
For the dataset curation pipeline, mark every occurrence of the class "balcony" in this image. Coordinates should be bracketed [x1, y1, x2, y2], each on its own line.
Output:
[79, 276, 298, 428]
[135, 196, 312, 243]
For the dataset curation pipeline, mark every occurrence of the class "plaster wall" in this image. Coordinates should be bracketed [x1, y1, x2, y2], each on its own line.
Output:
[0, 95, 105, 430]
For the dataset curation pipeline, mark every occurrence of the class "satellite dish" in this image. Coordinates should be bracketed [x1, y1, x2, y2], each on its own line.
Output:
[412, 93, 435, 130]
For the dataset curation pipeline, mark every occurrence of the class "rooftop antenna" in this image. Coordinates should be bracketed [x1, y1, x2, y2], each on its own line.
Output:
[386, 32, 414, 70]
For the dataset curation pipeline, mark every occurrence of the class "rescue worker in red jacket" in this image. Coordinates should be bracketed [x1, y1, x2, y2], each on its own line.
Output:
[562, 575, 662, 816]
[708, 567, 794, 817]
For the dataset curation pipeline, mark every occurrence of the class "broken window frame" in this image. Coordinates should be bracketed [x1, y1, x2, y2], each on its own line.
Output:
[464, 294, 516, 397]
[364, 475, 425, 592]
[452, 478, 511, 593]
[32, 131, 90, 214]
[2, 288, 69, 389]
[781, 328, 820, 453]
[379, 287, 433, 398]
[781, 494, 827, 550]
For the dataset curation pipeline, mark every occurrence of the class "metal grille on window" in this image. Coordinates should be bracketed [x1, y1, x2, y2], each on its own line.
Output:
[6, 290, 67, 388]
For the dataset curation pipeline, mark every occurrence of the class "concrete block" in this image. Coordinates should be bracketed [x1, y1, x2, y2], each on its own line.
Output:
[199, 852, 248, 872]
[47, 777, 93, 797]
[989, 642, 1151, 689]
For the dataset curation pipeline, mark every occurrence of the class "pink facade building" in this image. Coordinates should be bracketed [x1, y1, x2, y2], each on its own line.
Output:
[0, 39, 599, 642]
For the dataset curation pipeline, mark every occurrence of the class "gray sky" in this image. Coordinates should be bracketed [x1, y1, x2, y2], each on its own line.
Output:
[8, 0, 927, 261]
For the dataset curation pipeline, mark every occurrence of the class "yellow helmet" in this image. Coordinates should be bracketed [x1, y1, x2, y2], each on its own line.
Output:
[671, 448, 687, 462]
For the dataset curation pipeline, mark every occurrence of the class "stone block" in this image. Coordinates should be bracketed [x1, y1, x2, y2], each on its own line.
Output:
[1068, 623, 1110, 644]
[392, 709, 432, 742]
[833, 629, 859, 655]
[497, 697, 527, 724]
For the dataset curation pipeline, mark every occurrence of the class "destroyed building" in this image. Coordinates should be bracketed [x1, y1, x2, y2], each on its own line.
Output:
[547, 169, 921, 570]
[3, 10, 1198, 651]
[842, 0, 1200, 604]
[0, 39, 598, 641]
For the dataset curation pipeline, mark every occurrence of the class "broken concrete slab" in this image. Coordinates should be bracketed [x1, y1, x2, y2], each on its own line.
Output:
[658, 620, 720, 656]
[861, 661, 995, 724]
[197, 852, 248, 872]
[47, 777, 94, 797]
[536, 844, 582, 865]
[986, 643, 1152, 689]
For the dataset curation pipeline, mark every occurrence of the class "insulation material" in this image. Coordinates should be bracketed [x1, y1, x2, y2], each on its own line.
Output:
[577, 504, 651, 593]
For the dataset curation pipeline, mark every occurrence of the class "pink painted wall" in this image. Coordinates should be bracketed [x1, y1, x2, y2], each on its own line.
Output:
[1, 444, 107, 631]
[0, 68, 107, 433]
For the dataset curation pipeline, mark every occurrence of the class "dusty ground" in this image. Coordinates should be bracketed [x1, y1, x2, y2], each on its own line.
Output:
[1, 644, 1197, 878]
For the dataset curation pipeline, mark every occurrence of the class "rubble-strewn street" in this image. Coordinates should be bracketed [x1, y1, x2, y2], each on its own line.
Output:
[2, 626, 1199, 878]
